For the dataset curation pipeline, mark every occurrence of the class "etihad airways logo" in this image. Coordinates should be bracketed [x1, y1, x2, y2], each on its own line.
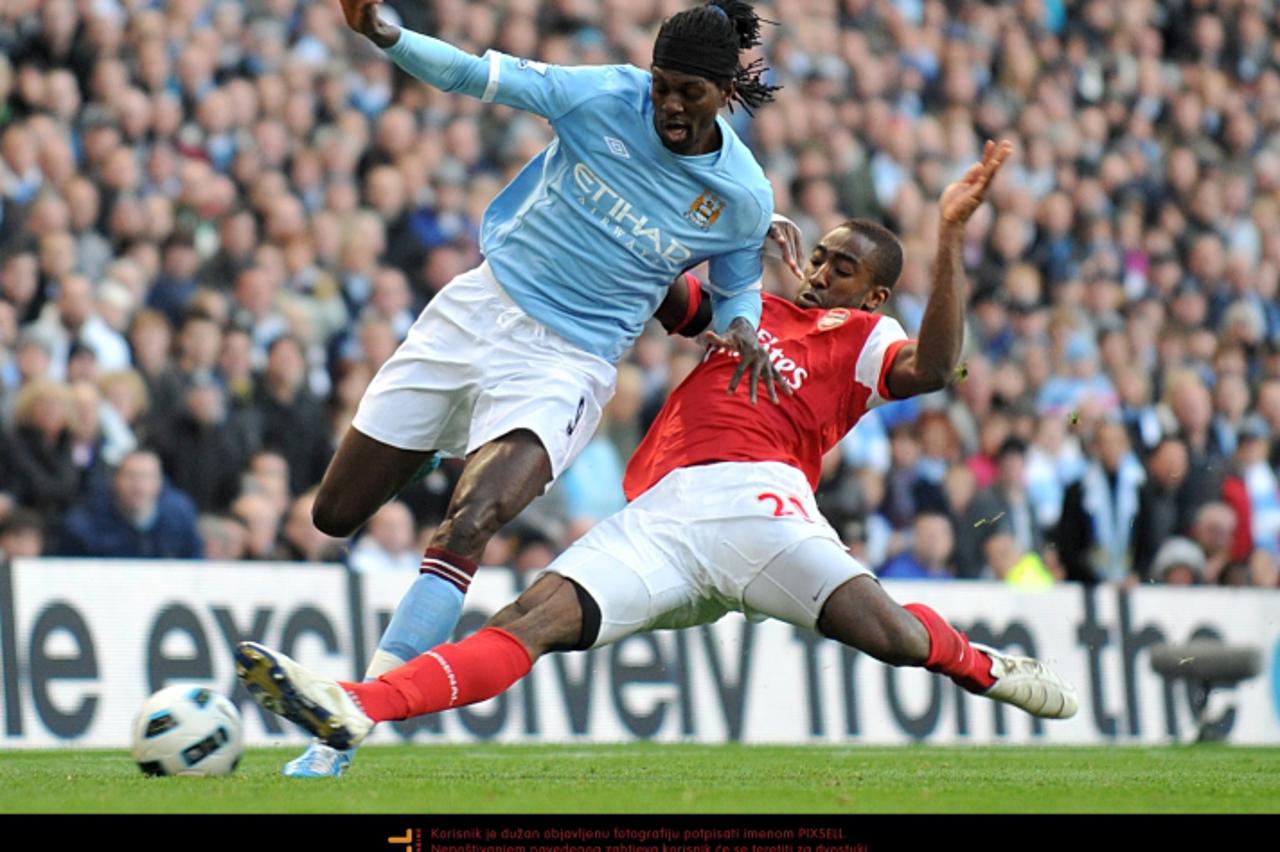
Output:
[572, 163, 693, 271]
[706, 326, 809, 391]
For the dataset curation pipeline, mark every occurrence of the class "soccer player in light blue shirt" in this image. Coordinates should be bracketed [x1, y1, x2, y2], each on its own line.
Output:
[282, 0, 786, 776]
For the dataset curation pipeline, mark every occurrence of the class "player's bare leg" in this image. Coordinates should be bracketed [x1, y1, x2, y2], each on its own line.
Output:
[428, 429, 553, 562]
[370, 428, 554, 675]
[374, 429, 553, 667]
[312, 428, 434, 537]
[817, 576, 1077, 718]
[816, 576, 930, 665]
[484, 573, 585, 656]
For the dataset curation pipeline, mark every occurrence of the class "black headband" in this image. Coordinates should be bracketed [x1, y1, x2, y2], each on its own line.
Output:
[652, 31, 737, 84]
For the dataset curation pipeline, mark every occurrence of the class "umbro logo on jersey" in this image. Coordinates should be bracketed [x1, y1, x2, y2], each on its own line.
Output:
[516, 58, 548, 75]
[604, 136, 630, 159]
[818, 308, 851, 331]
[685, 190, 726, 230]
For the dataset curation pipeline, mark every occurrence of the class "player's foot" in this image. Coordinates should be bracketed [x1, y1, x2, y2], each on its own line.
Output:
[234, 642, 373, 750]
[973, 643, 1078, 719]
[283, 740, 354, 778]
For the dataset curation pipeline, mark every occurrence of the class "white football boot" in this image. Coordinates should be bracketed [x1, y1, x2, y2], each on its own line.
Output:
[972, 642, 1079, 719]
[235, 642, 374, 750]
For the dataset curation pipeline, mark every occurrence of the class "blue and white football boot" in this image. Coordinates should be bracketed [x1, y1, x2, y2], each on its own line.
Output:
[283, 740, 354, 778]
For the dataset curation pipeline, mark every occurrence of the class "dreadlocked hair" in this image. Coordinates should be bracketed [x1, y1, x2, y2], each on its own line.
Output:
[652, 1, 782, 115]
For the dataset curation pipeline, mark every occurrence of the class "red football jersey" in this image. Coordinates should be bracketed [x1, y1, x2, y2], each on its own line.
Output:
[624, 292, 912, 500]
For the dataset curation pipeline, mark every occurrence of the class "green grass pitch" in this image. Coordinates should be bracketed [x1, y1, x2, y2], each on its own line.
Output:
[2, 744, 1278, 813]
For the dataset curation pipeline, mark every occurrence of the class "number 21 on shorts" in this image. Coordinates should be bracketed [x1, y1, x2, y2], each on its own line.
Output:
[756, 491, 814, 521]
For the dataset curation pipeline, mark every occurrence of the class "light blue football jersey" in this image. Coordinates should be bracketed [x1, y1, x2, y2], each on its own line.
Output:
[387, 31, 773, 363]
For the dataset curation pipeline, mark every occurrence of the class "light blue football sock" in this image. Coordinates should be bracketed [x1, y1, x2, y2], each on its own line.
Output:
[373, 571, 466, 670]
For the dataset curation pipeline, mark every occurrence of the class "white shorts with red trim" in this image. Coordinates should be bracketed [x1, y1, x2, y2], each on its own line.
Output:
[352, 262, 616, 482]
[548, 461, 873, 645]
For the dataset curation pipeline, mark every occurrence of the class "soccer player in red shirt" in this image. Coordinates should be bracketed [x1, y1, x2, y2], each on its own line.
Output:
[235, 140, 1077, 747]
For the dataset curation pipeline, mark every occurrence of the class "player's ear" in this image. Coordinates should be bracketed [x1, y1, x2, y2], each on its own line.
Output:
[720, 80, 735, 108]
[861, 286, 892, 311]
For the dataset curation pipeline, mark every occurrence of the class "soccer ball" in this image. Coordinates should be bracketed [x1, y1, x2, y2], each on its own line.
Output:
[130, 685, 244, 777]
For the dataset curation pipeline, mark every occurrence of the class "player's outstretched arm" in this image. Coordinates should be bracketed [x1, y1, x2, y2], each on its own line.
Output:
[339, 0, 574, 115]
[885, 139, 1012, 399]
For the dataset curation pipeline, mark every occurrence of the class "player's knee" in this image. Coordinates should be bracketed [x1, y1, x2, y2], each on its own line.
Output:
[311, 492, 359, 538]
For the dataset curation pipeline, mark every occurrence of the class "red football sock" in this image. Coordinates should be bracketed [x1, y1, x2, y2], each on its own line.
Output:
[903, 603, 996, 694]
[343, 627, 532, 722]
[419, 547, 478, 594]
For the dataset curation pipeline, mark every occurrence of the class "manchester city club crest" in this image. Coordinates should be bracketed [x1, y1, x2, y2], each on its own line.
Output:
[684, 190, 726, 230]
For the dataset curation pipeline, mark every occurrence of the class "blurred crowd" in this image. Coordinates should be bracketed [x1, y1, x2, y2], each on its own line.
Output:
[1, 0, 1279, 590]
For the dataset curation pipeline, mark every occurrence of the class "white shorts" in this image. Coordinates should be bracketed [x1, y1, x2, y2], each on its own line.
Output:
[549, 461, 873, 646]
[352, 262, 617, 481]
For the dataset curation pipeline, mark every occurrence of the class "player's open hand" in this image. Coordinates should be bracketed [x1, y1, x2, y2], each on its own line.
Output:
[939, 139, 1012, 227]
[706, 317, 793, 405]
[766, 213, 804, 280]
[338, 0, 399, 48]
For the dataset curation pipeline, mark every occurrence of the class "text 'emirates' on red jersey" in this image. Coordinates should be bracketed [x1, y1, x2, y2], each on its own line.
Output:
[624, 293, 911, 500]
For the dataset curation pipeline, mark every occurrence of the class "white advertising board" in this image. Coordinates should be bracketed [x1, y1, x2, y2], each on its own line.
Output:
[2, 560, 1278, 747]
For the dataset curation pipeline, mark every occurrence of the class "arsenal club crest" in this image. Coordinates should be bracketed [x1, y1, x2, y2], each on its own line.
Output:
[817, 308, 851, 331]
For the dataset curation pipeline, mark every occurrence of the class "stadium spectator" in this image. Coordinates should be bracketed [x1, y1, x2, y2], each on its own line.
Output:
[230, 490, 286, 562]
[1150, 537, 1207, 587]
[1132, 436, 1194, 581]
[97, 368, 150, 444]
[2, 378, 79, 521]
[880, 422, 948, 530]
[149, 311, 224, 425]
[0, 507, 45, 558]
[348, 500, 419, 573]
[254, 334, 331, 495]
[878, 513, 956, 581]
[1188, 501, 1240, 585]
[1220, 415, 1280, 560]
[958, 436, 1043, 580]
[66, 377, 133, 496]
[1165, 370, 1228, 518]
[199, 513, 248, 562]
[57, 449, 203, 559]
[1053, 420, 1145, 584]
[280, 489, 344, 563]
[151, 374, 247, 513]
[983, 531, 1055, 589]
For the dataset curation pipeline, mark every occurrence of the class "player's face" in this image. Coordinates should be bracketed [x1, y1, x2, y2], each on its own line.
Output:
[795, 227, 891, 312]
[650, 66, 728, 155]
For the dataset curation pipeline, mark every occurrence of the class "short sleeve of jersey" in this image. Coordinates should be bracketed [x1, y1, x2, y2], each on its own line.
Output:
[478, 52, 625, 121]
[854, 316, 911, 409]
